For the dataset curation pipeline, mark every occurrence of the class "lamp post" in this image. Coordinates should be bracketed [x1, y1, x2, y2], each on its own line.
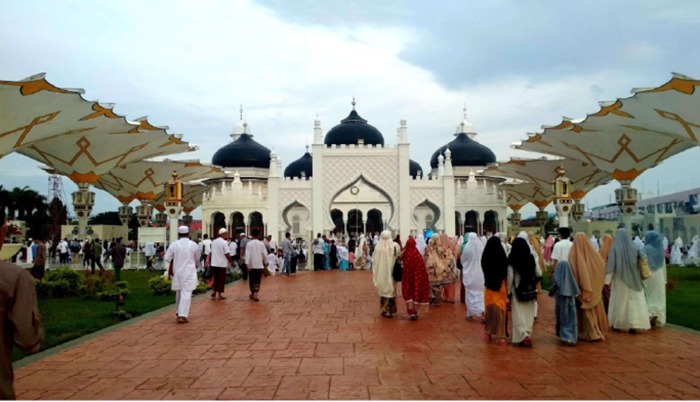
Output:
[164, 170, 184, 244]
[72, 183, 95, 239]
[615, 180, 638, 229]
[136, 203, 154, 228]
[118, 203, 133, 226]
[553, 165, 573, 229]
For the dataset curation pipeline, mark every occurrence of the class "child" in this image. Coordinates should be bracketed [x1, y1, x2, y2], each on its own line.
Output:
[267, 248, 280, 276]
[348, 249, 355, 270]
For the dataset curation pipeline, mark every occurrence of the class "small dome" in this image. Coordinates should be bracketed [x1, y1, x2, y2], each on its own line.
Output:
[284, 151, 313, 178]
[324, 102, 384, 146]
[409, 159, 423, 178]
[212, 133, 271, 169]
[430, 133, 496, 168]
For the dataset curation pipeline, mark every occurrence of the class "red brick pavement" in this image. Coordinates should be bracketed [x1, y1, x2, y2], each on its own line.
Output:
[13, 270, 700, 400]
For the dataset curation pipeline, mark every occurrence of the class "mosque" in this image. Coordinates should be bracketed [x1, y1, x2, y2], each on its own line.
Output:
[201, 102, 508, 241]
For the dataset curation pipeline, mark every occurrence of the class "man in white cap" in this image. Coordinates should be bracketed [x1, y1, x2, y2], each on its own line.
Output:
[211, 228, 235, 300]
[164, 225, 201, 323]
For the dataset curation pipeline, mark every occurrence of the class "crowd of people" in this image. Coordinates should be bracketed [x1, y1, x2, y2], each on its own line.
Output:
[369, 226, 670, 348]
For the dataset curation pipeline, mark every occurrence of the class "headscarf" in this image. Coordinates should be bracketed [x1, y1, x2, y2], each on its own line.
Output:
[461, 233, 485, 291]
[480, 235, 487, 245]
[460, 234, 469, 254]
[552, 261, 580, 297]
[590, 235, 600, 252]
[372, 230, 399, 297]
[528, 232, 545, 274]
[402, 237, 426, 276]
[356, 234, 366, 258]
[662, 236, 669, 250]
[642, 231, 665, 271]
[509, 237, 536, 281]
[633, 236, 645, 250]
[599, 234, 614, 264]
[568, 232, 605, 309]
[674, 236, 684, 248]
[481, 236, 508, 292]
[606, 228, 643, 291]
[415, 234, 427, 255]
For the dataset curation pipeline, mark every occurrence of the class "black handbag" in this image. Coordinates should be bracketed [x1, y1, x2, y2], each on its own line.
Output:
[392, 249, 402, 282]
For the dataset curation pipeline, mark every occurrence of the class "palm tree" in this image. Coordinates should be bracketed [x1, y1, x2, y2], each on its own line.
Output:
[0, 185, 12, 219]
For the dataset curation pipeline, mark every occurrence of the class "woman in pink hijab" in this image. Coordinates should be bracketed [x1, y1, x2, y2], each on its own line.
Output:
[543, 234, 555, 264]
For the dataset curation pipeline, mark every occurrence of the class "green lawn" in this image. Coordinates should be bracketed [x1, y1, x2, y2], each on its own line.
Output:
[12, 270, 174, 361]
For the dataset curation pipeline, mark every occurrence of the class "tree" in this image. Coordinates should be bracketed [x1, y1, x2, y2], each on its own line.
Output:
[88, 211, 122, 226]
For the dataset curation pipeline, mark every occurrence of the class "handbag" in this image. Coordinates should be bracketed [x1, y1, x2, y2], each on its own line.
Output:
[639, 255, 652, 280]
[392, 248, 402, 282]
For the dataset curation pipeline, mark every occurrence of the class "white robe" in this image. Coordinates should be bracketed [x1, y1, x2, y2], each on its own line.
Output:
[606, 272, 651, 331]
[164, 237, 201, 291]
[507, 266, 538, 343]
[461, 233, 484, 317]
[688, 236, 700, 259]
[643, 263, 667, 327]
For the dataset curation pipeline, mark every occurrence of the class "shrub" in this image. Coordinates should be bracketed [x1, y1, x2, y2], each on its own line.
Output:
[45, 268, 83, 292]
[193, 280, 208, 295]
[96, 289, 130, 301]
[148, 276, 173, 296]
[51, 279, 73, 298]
[34, 280, 54, 298]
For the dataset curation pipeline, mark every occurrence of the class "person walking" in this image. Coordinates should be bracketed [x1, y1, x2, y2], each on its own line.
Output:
[568, 232, 608, 342]
[164, 226, 201, 323]
[108, 237, 127, 281]
[606, 228, 651, 333]
[281, 232, 294, 276]
[211, 228, 235, 300]
[461, 233, 485, 321]
[30, 239, 47, 280]
[312, 233, 325, 271]
[0, 218, 44, 399]
[245, 229, 268, 301]
[144, 241, 155, 270]
[550, 260, 580, 345]
[481, 236, 509, 346]
[642, 230, 667, 328]
[372, 230, 401, 318]
[91, 238, 104, 274]
[401, 236, 430, 320]
[508, 237, 540, 347]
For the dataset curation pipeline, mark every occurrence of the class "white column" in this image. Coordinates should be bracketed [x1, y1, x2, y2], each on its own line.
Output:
[443, 149, 456, 236]
[268, 152, 280, 243]
[312, 117, 325, 237]
[397, 118, 411, 240]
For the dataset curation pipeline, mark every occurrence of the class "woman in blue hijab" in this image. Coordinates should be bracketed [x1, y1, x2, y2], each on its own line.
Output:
[606, 228, 651, 333]
[642, 231, 667, 328]
[550, 260, 580, 345]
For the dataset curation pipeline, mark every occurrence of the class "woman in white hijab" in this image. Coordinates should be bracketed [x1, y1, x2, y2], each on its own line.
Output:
[355, 234, 368, 270]
[415, 233, 427, 256]
[670, 237, 683, 265]
[590, 235, 600, 252]
[372, 230, 401, 318]
[461, 233, 485, 321]
[498, 232, 511, 255]
[633, 235, 645, 250]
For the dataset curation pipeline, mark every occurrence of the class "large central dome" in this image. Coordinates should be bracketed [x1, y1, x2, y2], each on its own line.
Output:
[324, 102, 384, 146]
[212, 132, 271, 169]
[430, 111, 496, 169]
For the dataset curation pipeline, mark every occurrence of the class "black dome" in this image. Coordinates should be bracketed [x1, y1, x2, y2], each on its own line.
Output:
[212, 133, 271, 169]
[324, 109, 384, 146]
[284, 151, 313, 178]
[430, 133, 496, 169]
[409, 159, 423, 178]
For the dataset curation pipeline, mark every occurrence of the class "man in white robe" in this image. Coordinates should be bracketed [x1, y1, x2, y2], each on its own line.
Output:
[164, 226, 201, 323]
[670, 237, 684, 265]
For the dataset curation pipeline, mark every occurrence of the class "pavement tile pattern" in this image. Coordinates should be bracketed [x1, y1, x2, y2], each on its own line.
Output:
[14, 270, 700, 400]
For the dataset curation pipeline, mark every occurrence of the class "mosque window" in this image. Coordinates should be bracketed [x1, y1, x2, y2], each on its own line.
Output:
[292, 216, 300, 235]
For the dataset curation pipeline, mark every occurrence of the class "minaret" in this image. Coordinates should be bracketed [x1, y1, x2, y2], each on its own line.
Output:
[397, 117, 410, 239]
[443, 148, 456, 235]
[312, 114, 324, 236]
[268, 150, 280, 242]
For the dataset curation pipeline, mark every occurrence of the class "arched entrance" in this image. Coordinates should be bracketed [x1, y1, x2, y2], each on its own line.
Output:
[212, 212, 226, 237]
[347, 209, 364, 235]
[465, 211, 478, 233]
[331, 209, 345, 236]
[249, 211, 264, 237]
[483, 210, 499, 234]
[413, 200, 440, 232]
[231, 212, 245, 236]
[366, 209, 383, 234]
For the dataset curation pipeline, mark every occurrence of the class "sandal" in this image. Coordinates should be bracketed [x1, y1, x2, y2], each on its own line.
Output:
[495, 339, 507, 346]
[217, 295, 226, 300]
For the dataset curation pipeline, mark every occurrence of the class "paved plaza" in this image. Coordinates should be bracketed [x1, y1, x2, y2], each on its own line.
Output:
[13, 270, 700, 400]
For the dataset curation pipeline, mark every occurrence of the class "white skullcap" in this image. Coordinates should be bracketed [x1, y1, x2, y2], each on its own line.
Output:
[218, 228, 228, 235]
[177, 226, 189, 234]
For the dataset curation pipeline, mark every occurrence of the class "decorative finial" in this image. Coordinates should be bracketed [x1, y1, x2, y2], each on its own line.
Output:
[463, 103, 467, 119]
[351, 97, 356, 110]
[305, 144, 310, 153]
[239, 104, 243, 121]
[243, 121, 248, 133]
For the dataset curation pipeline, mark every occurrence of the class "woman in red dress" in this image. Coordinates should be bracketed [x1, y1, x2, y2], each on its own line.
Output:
[401, 236, 431, 320]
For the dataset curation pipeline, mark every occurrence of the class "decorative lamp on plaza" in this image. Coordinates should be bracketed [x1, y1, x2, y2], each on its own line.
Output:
[552, 165, 573, 228]
[165, 170, 183, 213]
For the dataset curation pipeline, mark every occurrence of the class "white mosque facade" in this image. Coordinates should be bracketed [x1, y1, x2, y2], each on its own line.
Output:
[201, 104, 508, 242]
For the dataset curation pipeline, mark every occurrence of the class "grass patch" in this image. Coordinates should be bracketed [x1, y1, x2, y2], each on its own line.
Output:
[666, 265, 700, 331]
[12, 270, 174, 361]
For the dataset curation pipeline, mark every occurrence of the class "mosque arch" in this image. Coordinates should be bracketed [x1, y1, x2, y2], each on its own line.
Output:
[282, 201, 310, 235]
[464, 210, 479, 233]
[329, 175, 394, 226]
[366, 209, 384, 234]
[413, 199, 440, 232]
[484, 210, 499, 234]
[647, 223, 655, 231]
[347, 209, 364, 235]
[248, 211, 264, 237]
[212, 212, 226, 237]
[330, 209, 345, 235]
[230, 212, 246, 236]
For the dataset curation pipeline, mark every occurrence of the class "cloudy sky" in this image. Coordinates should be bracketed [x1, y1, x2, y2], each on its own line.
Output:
[1, 0, 699, 220]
